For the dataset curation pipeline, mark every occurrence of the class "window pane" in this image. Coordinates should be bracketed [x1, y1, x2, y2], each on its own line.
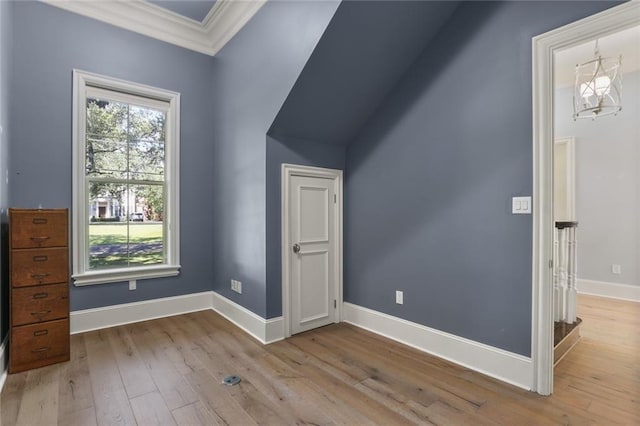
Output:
[86, 98, 129, 178]
[86, 98, 128, 136]
[129, 139, 164, 181]
[88, 182, 128, 269]
[88, 182, 164, 269]
[128, 106, 165, 181]
[86, 138, 128, 178]
[131, 184, 164, 223]
[129, 105, 165, 143]
[128, 184, 164, 267]
[88, 182, 127, 221]
[88, 221, 130, 269]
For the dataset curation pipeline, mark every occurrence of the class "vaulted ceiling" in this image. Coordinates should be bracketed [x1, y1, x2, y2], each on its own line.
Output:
[269, 1, 460, 146]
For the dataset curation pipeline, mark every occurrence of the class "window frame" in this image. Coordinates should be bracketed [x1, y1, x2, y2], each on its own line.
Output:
[72, 69, 180, 286]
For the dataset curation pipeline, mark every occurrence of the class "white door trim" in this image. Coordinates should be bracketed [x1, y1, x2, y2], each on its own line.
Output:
[282, 164, 343, 338]
[554, 137, 576, 221]
[531, 1, 640, 396]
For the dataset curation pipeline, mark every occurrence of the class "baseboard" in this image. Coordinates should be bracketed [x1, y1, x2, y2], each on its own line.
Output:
[70, 291, 285, 345]
[211, 292, 284, 344]
[578, 279, 640, 302]
[554, 323, 581, 366]
[0, 335, 8, 393]
[70, 291, 214, 334]
[342, 302, 533, 391]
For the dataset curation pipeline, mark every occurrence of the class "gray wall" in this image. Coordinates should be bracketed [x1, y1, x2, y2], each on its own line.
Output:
[210, 1, 339, 318]
[344, 1, 618, 357]
[10, 2, 215, 310]
[270, 1, 460, 146]
[555, 71, 640, 287]
[264, 1, 462, 317]
[265, 134, 346, 317]
[2, 1, 622, 353]
[0, 0, 12, 344]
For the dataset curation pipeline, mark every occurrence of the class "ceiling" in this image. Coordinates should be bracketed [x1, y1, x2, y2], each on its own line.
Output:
[147, 1, 217, 23]
[555, 24, 640, 88]
[43, 0, 264, 56]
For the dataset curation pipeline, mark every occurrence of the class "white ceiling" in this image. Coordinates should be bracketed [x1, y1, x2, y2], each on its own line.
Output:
[555, 25, 640, 88]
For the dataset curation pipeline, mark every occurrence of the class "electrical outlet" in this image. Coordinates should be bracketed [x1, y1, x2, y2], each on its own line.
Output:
[612, 264, 622, 275]
[395, 290, 403, 305]
[231, 279, 242, 294]
[129, 279, 136, 291]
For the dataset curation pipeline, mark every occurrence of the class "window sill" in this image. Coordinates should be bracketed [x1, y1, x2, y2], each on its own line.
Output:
[73, 264, 181, 286]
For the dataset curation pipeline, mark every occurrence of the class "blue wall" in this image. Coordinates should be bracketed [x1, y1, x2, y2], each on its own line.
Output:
[270, 1, 460, 146]
[264, 0, 462, 317]
[344, 1, 619, 356]
[10, 2, 215, 310]
[0, 0, 12, 344]
[2, 0, 623, 359]
[265, 134, 346, 317]
[210, 0, 339, 318]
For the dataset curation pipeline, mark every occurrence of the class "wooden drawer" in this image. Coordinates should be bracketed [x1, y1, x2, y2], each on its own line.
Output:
[10, 209, 68, 249]
[11, 247, 68, 287]
[12, 283, 69, 326]
[10, 319, 70, 373]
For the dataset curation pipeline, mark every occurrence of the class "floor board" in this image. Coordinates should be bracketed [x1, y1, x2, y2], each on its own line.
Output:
[2, 294, 638, 425]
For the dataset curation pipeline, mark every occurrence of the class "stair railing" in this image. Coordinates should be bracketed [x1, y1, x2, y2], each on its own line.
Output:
[554, 221, 578, 324]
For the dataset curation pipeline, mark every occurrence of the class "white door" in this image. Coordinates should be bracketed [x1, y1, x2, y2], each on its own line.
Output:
[289, 174, 337, 335]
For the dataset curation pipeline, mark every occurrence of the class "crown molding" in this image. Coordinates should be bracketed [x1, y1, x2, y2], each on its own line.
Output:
[41, 0, 266, 56]
[203, 0, 266, 55]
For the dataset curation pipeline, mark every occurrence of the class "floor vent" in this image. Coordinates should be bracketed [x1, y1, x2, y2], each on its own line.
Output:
[223, 375, 241, 386]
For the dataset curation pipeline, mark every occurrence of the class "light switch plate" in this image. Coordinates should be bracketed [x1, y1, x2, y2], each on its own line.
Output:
[231, 279, 242, 294]
[512, 196, 532, 214]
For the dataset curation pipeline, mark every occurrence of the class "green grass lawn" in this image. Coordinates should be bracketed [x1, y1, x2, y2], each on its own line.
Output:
[89, 223, 164, 269]
[89, 223, 163, 244]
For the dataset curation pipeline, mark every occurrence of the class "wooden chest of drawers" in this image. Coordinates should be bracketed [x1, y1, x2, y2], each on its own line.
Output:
[9, 208, 70, 373]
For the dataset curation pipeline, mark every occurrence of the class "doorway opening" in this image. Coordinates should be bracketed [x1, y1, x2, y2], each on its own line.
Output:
[551, 22, 640, 377]
[532, 1, 639, 395]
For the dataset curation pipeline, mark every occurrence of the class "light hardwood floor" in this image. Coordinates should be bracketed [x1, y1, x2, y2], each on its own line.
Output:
[1, 294, 638, 425]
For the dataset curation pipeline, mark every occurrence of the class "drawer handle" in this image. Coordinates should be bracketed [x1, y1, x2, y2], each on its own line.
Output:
[33, 330, 49, 337]
[33, 255, 48, 262]
[32, 292, 49, 299]
[31, 347, 50, 353]
[31, 310, 52, 317]
[30, 273, 50, 282]
[32, 218, 48, 224]
[30, 236, 50, 245]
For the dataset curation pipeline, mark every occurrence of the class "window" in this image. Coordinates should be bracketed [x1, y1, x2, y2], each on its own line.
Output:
[72, 70, 180, 285]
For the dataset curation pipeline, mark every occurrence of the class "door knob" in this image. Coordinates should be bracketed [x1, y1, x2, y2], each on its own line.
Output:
[292, 243, 301, 254]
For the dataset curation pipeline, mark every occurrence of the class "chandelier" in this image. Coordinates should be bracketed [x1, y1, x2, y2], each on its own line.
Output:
[573, 40, 622, 120]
